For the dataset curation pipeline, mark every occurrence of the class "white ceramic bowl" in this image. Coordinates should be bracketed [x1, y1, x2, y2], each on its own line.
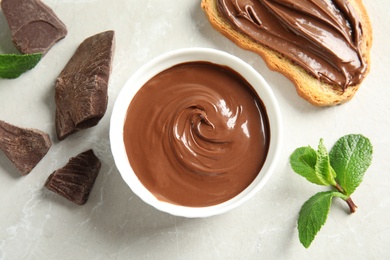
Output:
[110, 48, 282, 218]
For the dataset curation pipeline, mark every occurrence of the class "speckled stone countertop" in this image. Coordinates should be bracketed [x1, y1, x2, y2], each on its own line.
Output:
[0, 0, 389, 259]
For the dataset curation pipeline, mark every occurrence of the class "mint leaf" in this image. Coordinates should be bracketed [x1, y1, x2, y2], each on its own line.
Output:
[315, 139, 337, 186]
[298, 191, 346, 248]
[289, 140, 337, 186]
[0, 53, 42, 79]
[290, 146, 327, 185]
[292, 135, 373, 248]
[329, 134, 373, 196]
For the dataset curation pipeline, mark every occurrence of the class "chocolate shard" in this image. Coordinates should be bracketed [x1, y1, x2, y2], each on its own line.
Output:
[1, 0, 68, 55]
[44, 149, 101, 205]
[0, 120, 52, 175]
[55, 30, 115, 141]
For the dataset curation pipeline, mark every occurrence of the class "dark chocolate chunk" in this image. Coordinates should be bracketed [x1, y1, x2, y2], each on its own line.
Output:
[1, 0, 68, 55]
[55, 31, 115, 141]
[0, 120, 52, 175]
[44, 149, 101, 205]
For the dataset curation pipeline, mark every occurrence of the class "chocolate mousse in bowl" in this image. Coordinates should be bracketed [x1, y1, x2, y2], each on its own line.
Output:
[110, 48, 282, 217]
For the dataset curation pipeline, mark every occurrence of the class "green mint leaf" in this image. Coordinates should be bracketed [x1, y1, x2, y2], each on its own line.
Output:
[315, 139, 337, 186]
[0, 53, 42, 79]
[329, 134, 373, 196]
[289, 146, 328, 185]
[289, 139, 337, 186]
[298, 191, 345, 248]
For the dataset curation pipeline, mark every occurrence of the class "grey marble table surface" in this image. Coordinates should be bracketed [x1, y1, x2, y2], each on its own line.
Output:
[0, 0, 389, 259]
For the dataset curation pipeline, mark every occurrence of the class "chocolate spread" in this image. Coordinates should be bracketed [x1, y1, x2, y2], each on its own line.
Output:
[217, 0, 367, 90]
[124, 62, 270, 207]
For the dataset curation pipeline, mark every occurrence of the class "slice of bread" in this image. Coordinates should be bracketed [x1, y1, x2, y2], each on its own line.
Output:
[201, 0, 372, 106]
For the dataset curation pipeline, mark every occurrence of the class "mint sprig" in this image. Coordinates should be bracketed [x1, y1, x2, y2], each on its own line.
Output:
[0, 53, 42, 79]
[290, 134, 373, 248]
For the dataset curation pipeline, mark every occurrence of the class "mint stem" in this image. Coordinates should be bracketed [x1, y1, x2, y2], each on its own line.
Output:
[334, 183, 357, 213]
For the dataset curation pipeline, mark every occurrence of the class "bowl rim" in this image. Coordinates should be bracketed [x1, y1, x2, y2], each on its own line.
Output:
[110, 47, 283, 218]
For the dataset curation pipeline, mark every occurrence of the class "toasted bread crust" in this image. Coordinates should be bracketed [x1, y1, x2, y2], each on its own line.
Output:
[201, 0, 372, 106]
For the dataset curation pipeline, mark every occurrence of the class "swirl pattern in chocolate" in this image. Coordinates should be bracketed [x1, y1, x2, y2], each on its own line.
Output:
[123, 62, 270, 207]
[217, 0, 367, 90]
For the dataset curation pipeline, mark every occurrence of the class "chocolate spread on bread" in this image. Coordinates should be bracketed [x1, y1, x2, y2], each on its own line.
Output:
[217, 0, 367, 90]
[55, 31, 115, 141]
[44, 149, 101, 205]
[123, 62, 270, 207]
[1, 0, 68, 55]
[0, 120, 52, 175]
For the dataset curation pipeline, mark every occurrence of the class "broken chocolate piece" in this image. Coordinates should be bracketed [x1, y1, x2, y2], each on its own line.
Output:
[44, 149, 101, 205]
[55, 30, 115, 141]
[1, 0, 68, 55]
[0, 120, 52, 175]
